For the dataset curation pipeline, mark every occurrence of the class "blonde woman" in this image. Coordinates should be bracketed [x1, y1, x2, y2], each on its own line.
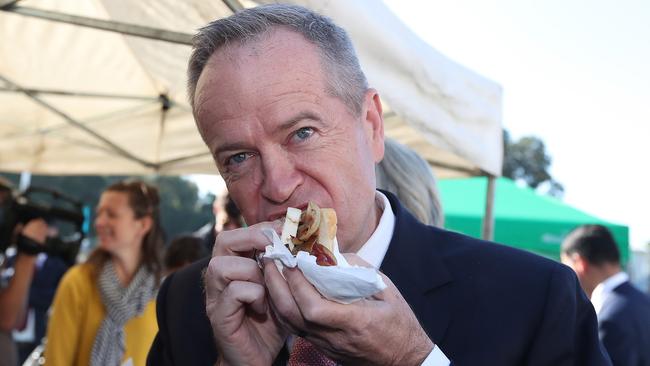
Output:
[45, 180, 164, 366]
[376, 138, 444, 227]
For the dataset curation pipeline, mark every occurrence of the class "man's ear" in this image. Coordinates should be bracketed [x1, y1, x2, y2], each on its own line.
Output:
[573, 253, 589, 275]
[362, 89, 385, 163]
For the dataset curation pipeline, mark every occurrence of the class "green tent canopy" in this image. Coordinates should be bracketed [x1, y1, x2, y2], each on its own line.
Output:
[438, 177, 629, 263]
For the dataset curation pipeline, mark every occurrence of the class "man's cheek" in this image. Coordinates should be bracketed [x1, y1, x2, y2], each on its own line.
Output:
[228, 190, 257, 224]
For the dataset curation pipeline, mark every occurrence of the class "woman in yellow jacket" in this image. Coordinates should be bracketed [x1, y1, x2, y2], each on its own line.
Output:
[45, 180, 164, 366]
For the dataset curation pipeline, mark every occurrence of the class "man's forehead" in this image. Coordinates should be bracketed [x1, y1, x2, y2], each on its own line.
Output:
[194, 31, 328, 127]
[197, 29, 321, 85]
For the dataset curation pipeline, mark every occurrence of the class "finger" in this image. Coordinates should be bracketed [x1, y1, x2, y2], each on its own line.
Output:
[215, 280, 268, 318]
[213, 222, 277, 257]
[263, 259, 305, 333]
[283, 266, 347, 328]
[24, 218, 46, 226]
[371, 271, 402, 302]
[341, 254, 393, 302]
[205, 256, 264, 293]
[22, 220, 48, 243]
[269, 219, 284, 235]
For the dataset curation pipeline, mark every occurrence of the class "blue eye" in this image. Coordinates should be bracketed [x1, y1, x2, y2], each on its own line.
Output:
[294, 127, 314, 141]
[227, 152, 250, 166]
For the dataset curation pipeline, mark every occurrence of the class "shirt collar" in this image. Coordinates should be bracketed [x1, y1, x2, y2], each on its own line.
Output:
[591, 271, 629, 315]
[356, 191, 395, 269]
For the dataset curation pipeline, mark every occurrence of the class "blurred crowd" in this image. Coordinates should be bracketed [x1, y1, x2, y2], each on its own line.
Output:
[0, 177, 242, 366]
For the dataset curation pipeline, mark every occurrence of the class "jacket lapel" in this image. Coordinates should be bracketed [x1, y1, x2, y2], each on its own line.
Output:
[379, 191, 454, 344]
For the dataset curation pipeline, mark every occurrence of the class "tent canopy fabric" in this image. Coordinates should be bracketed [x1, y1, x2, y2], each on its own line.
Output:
[0, 0, 502, 177]
[438, 177, 629, 263]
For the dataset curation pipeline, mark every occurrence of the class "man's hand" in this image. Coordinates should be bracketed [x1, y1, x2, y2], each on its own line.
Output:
[264, 253, 434, 365]
[21, 219, 48, 245]
[204, 222, 288, 366]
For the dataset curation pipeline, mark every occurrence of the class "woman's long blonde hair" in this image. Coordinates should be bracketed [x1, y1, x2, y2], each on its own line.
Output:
[376, 139, 444, 227]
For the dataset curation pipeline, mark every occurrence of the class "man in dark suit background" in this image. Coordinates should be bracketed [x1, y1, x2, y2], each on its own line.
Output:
[147, 4, 610, 365]
[562, 224, 650, 365]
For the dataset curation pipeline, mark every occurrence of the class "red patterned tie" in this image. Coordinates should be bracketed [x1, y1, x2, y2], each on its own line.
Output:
[288, 337, 338, 366]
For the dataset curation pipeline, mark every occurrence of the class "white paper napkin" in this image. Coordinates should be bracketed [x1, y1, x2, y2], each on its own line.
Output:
[261, 229, 386, 304]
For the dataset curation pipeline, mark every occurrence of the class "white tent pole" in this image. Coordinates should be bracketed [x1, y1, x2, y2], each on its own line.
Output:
[0, 4, 192, 45]
[0, 74, 157, 169]
[155, 95, 171, 164]
[0, 86, 159, 102]
[0, 0, 246, 44]
[482, 175, 496, 241]
[0, 0, 18, 10]
[18, 171, 31, 192]
[158, 152, 212, 169]
[223, 0, 244, 12]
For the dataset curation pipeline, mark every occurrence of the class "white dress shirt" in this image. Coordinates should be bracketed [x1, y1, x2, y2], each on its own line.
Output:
[590, 271, 629, 316]
[355, 192, 450, 366]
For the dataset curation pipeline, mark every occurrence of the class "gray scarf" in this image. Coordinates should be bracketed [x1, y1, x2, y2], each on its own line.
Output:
[90, 260, 157, 366]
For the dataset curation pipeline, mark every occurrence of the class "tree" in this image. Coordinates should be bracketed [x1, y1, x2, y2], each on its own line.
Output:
[155, 176, 214, 240]
[502, 130, 564, 198]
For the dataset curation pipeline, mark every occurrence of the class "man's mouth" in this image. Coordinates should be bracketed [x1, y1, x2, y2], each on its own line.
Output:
[266, 203, 309, 221]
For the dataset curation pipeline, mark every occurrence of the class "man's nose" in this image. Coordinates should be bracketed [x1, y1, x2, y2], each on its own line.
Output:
[260, 152, 302, 204]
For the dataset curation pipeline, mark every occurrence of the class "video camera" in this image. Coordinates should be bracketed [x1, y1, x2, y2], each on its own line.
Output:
[0, 183, 85, 266]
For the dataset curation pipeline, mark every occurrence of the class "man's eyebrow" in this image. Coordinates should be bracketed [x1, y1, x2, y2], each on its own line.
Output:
[214, 141, 250, 156]
[278, 111, 323, 131]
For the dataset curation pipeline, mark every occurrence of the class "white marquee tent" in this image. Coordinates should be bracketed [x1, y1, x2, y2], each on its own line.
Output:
[0, 0, 502, 178]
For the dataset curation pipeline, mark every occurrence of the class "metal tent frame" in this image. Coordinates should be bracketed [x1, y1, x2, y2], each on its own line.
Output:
[0, 0, 497, 239]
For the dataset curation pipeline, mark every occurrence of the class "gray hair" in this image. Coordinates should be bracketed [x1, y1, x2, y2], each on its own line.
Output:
[188, 4, 368, 116]
[376, 138, 444, 227]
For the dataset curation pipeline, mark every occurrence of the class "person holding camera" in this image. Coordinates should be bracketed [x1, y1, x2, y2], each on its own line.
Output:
[44, 180, 164, 366]
[0, 219, 48, 366]
[1, 177, 49, 366]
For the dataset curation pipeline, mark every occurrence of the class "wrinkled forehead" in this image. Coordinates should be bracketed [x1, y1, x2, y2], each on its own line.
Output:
[194, 29, 327, 104]
[193, 29, 329, 136]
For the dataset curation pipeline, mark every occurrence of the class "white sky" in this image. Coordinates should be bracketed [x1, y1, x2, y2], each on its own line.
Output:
[381, 0, 650, 250]
[190, 0, 650, 250]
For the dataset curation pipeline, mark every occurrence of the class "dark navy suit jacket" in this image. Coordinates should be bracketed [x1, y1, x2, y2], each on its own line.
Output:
[147, 192, 610, 365]
[598, 281, 650, 366]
